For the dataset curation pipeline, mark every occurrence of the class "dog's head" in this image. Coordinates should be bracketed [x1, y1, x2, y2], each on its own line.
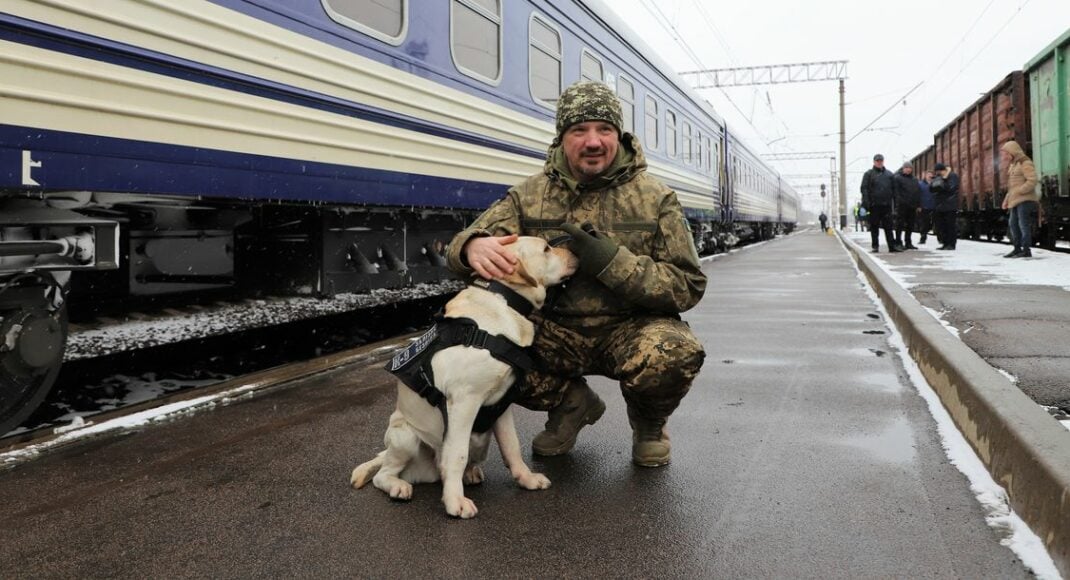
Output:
[497, 236, 578, 307]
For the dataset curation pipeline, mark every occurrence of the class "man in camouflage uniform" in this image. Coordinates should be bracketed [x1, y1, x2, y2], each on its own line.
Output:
[446, 81, 706, 467]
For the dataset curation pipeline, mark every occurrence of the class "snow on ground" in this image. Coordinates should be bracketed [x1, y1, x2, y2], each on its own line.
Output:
[844, 230, 1070, 292]
[66, 281, 463, 360]
[840, 242, 1063, 579]
[1, 342, 404, 467]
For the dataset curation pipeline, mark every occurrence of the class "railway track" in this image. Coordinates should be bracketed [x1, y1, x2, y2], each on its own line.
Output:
[0, 330, 415, 469]
[2, 285, 460, 447]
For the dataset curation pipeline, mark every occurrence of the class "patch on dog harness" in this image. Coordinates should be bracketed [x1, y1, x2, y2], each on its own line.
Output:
[385, 317, 534, 433]
[387, 325, 438, 373]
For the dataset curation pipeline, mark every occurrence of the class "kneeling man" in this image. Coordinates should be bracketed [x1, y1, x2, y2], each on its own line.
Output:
[447, 81, 706, 467]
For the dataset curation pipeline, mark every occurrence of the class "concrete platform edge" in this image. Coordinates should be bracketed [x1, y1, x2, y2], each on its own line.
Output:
[837, 232, 1070, 576]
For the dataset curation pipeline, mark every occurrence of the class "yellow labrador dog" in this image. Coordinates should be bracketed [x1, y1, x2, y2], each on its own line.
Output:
[351, 236, 577, 518]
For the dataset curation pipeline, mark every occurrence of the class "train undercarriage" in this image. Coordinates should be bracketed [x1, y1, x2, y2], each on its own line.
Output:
[0, 192, 464, 434]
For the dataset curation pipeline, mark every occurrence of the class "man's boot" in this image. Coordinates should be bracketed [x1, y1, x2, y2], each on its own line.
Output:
[628, 409, 671, 467]
[532, 382, 605, 456]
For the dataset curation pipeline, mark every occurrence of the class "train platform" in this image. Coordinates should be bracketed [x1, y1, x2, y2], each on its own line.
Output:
[842, 228, 1070, 417]
[0, 230, 1058, 577]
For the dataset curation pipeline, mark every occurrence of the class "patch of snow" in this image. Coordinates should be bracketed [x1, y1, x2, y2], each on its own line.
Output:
[996, 368, 1019, 384]
[844, 231, 1070, 292]
[66, 281, 463, 360]
[841, 242, 1062, 580]
[700, 238, 775, 263]
[921, 306, 960, 338]
[53, 415, 89, 434]
[1, 381, 268, 467]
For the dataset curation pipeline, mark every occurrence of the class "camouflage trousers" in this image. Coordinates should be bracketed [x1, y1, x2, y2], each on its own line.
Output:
[521, 315, 706, 420]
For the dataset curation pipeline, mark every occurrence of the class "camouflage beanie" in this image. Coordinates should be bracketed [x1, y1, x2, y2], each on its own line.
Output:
[555, 81, 623, 138]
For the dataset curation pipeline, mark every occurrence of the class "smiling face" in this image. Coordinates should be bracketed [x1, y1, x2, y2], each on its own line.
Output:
[561, 121, 620, 183]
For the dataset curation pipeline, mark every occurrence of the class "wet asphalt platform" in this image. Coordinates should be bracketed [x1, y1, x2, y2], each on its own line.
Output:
[0, 230, 1029, 578]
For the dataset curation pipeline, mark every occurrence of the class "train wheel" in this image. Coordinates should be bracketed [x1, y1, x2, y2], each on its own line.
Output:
[0, 305, 68, 435]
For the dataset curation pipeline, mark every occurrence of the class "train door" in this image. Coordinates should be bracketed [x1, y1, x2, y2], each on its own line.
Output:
[721, 129, 733, 225]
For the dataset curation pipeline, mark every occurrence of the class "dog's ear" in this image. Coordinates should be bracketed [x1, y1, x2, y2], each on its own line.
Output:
[503, 259, 539, 288]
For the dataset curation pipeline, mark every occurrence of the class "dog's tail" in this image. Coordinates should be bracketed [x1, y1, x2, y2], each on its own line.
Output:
[350, 451, 386, 489]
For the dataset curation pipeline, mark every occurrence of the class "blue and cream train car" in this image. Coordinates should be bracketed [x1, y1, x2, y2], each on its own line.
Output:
[0, 0, 795, 431]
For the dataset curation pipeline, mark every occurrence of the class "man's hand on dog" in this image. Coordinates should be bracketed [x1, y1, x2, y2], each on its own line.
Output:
[465, 234, 518, 280]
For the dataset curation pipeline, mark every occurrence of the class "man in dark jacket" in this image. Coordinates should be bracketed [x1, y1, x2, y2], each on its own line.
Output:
[931, 162, 960, 250]
[917, 171, 935, 244]
[892, 162, 921, 249]
[860, 153, 900, 252]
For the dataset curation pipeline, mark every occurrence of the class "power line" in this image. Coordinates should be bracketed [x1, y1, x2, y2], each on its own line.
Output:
[636, 0, 781, 145]
[846, 82, 923, 144]
[897, 0, 1033, 138]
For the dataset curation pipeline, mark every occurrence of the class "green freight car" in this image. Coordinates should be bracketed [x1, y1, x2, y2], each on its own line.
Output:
[1027, 28, 1070, 246]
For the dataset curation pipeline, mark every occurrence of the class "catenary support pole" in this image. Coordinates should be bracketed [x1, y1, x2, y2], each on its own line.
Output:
[839, 79, 848, 230]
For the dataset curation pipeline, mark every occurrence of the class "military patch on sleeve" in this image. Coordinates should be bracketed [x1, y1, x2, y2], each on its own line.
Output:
[387, 325, 438, 372]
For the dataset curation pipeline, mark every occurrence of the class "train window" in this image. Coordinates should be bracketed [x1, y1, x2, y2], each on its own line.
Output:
[644, 96, 659, 149]
[714, 141, 721, 176]
[696, 132, 703, 169]
[580, 50, 604, 83]
[617, 76, 635, 134]
[451, 0, 502, 84]
[666, 110, 678, 157]
[704, 136, 712, 173]
[682, 122, 692, 165]
[529, 14, 562, 108]
[322, 0, 407, 45]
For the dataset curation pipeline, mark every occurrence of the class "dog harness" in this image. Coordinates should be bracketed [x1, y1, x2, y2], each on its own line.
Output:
[384, 280, 536, 434]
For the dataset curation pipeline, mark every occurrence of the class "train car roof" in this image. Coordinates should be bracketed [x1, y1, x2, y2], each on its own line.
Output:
[1025, 27, 1070, 71]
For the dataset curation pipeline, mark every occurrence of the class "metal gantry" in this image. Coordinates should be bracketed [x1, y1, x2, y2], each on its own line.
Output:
[681, 61, 849, 88]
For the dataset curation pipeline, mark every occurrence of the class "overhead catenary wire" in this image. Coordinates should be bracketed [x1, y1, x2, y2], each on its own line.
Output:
[847, 82, 924, 144]
[895, 0, 1034, 143]
[635, 0, 790, 151]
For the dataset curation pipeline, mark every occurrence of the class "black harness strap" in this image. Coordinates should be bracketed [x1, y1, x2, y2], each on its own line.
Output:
[466, 279, 535, 318]
[385, 316, 534, 434]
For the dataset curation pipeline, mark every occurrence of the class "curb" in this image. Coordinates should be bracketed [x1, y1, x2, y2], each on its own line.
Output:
[838, 232, 1070, 576]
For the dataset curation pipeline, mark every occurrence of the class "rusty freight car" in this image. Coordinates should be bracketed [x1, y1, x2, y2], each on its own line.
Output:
[927, 72, 1031, 241]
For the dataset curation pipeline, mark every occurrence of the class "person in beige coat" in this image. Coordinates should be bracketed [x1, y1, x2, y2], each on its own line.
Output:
[1000, 141, 1039, 258]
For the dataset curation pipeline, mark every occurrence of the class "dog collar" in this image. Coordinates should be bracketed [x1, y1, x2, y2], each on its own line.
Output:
[467, 278, 536, 317]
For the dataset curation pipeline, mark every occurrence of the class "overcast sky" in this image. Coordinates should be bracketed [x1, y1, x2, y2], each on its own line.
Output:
[606, 0, 1070, 216]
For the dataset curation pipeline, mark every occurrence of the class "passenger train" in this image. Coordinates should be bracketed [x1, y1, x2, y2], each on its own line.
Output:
[0, 0, 798, 432]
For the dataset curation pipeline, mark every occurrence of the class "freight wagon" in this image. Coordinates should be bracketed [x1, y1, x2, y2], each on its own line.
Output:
[911, 28, 1070, 247]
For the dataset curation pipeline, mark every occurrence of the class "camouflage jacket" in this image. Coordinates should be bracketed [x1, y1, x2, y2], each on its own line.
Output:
[446, 134, 706, 327]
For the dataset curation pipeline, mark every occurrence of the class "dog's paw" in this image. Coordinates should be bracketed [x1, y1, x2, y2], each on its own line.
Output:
[374, 475, 413, 500]
[444, 495, 479, 519]
[388, 480, 413, 500]
[350, 467, 372, 489]
[463, 465, 485, 485]
[516, 471, 552, 491]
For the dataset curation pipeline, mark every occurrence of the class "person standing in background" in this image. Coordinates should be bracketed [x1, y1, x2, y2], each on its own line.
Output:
[1000, 141, 1039, 258]
[892, 162, 920, 249]
[931, 163, 960, 250]
[860, 154, 900, 253]
[917, 170, 934, 245]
